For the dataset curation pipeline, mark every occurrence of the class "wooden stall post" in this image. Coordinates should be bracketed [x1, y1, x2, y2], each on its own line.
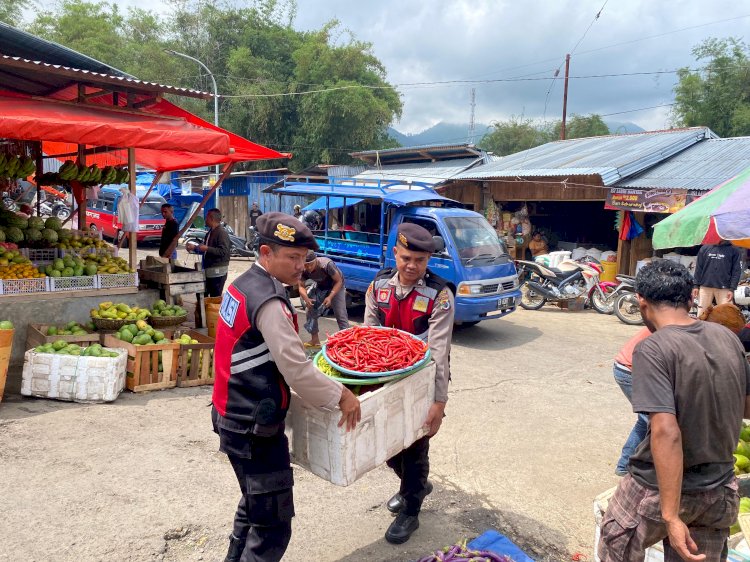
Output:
[128, 148, 137, 268]
[77, 144, 87, 230]
[34, 141, 43, 216]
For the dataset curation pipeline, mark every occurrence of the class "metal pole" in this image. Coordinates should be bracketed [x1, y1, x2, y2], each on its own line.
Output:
[560, 54, 571, 140]
[164, 49, 221, 210]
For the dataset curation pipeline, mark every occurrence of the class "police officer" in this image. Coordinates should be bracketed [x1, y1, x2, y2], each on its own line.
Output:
[212, 212, 361, 562]
[363, 222, 454, 545]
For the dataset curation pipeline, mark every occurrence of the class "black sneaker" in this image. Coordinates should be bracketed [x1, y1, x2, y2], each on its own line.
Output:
[224, 534, 245, 562]
[385, 513, 420, 545]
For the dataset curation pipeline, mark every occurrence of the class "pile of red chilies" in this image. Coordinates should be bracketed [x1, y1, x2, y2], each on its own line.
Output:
[325, 326, 428, 373]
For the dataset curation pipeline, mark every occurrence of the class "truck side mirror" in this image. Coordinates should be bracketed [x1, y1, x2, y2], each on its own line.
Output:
[433, 235, 446, 253]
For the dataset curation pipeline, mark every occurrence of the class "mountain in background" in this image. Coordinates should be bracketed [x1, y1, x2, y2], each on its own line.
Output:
[388, 120, 646, 147]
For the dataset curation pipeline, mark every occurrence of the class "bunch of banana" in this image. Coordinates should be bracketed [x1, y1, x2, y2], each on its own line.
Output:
[0, 155, 36, 179]
[58, 160, 79, 182]
[115, 168, 130, 184]
[101, 166, 117, 185]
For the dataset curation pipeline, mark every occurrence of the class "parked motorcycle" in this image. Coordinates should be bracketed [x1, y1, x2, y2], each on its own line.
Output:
[38, 199, 71, 220]
[184, 222, 256, 258]
[516, 258, 606, 310]
[590, 274, 636, 315]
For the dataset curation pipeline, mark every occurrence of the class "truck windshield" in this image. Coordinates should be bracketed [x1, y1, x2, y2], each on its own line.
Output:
[141, 200, 165, 216]
[444, 217, 509, 263]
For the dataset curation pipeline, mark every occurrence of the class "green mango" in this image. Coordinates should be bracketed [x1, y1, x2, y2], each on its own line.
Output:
[46, 326, 58, 336]
[52, 340, 67, 351]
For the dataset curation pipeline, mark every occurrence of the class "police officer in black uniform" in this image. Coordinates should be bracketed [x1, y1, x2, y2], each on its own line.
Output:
[212, 212, 361, 562]
[364, 222, 455, 545]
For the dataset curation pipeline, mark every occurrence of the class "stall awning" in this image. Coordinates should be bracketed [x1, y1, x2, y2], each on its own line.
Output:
[304, 197, 363, 211]
[0, 94, 230, 154]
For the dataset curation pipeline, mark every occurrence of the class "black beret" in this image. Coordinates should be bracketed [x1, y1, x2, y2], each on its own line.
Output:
[396, 222, 435, 253]
[256, 212, 319, 251]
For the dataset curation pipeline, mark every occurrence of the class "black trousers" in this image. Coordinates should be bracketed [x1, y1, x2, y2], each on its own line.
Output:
[205, 274, 227, 298]
[213, 410, 294, 562]
[386, 435, 430, 516]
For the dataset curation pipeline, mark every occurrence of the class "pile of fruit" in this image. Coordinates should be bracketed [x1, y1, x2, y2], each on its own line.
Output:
[44, 321, 94, 336]
[36, 161, 129, 187]
[43, 256, 97, 278]
[0, 320, 13, 330]
[0, 213, 74, 248]
[0, 154, 36, 180]
[112, 321, 170, 346]
[0, 246, 45, 279]
[733, 424, 750, 475]
[151, 300, 187, 318]
[33, 340, 120, 358]
[57, 235, 112, 254]
[176, 332, 212, 371]
[90, 302, 151, 321]
[84, 254, 133, 275]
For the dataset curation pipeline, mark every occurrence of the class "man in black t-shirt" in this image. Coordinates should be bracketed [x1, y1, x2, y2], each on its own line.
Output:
[159, 204, 179, 259]
[599, 260, 750, 562]
[297, 251, 349, 348]
[249, 201, 263, 228]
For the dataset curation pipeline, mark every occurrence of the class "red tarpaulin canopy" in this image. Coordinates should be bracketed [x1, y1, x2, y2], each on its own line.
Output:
[0, 94, 230, 155]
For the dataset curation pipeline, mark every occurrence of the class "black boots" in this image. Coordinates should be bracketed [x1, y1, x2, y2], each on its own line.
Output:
[385, 513, 420, 544]
[224, 534, 245, 562]
[386, 480, 433, 514]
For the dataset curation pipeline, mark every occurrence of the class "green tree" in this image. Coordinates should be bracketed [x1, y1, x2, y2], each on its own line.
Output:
[0, 0, 29, 26]
[552, 114, 609, 139]
[479, 116, 552, 156]
[673, 37, 750, 137]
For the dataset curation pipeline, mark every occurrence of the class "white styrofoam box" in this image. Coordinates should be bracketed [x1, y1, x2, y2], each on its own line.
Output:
[286, 362, 436, 487]
[21, 349, 128, 403]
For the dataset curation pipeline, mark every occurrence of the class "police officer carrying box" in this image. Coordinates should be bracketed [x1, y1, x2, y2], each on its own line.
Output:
[212, 212, 362, 562]
[364, 222, 455, 545]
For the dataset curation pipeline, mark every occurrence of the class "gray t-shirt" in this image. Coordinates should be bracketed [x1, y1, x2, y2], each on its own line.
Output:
[301, 257, 340, 292]
[629, 321, 750, 490]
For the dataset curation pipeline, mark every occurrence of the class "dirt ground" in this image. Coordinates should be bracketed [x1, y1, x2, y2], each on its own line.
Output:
[0, 250, 642, 562]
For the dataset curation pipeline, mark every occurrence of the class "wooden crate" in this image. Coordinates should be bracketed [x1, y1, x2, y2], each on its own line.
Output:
[138, 260, 205, 285]
[27, 324, 100, 351]
[103, 334, 179, 392]
[172, 329, 215, 387]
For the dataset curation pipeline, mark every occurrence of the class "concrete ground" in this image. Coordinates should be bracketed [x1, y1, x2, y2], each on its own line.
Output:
[0, 248, 642, 562]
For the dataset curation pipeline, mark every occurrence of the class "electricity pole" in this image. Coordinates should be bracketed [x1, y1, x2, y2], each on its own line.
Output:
[560, 54, 571, 140]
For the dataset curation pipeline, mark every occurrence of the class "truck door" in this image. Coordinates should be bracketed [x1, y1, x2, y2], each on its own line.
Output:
[397, 216, 454, 280]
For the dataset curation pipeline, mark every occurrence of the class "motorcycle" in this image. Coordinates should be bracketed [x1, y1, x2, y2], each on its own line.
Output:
[38, 199, 71, 220]
[614, 291, 644, 325]
[590, 274, 636, 315]
[516, 258, 607, 310]
[184, 222, 256, 259]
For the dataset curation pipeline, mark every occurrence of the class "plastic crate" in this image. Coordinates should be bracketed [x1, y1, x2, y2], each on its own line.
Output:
[0, 277, 49, 295]
[21, 348, 128, 403]
[48, 275, 98, 292]
[96, 271, 138, 289]
[21, 248, 58, 262]
[285, 361, 435, 486]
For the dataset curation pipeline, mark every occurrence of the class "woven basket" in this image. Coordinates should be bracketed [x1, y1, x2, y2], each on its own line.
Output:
[149, 314, 188, 328]
[91, 316, 128, 331]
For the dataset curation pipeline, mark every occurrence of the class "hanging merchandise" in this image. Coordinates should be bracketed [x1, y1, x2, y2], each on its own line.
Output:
[484, 199, 499, 227]
[117, 187, 139, 232]
[619, 211, 645, 241]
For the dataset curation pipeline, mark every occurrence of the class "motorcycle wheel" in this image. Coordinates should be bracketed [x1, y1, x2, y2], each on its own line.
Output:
[590, 285, 618, 315]
[520, 282, 546, 310]
[184, 237, 202, 253]
[614, 293, 644, 325]
[54, 206, 70, 220]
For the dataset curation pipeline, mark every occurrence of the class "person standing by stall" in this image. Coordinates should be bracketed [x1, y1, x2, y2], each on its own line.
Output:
[293, 205, 302, 220]
[298, 250, 349, 348]
[187, 208, 230, 297]
[249, 201, 263, 228]
[158, 203, 178, 260]
[364, 223, 454, 545]
[212, 212, 361, 562]
[693, 239, 743, 313]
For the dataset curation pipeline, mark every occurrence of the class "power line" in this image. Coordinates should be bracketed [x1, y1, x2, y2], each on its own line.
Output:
[570, 0, 609, 55]
[599, 103, 675, 117]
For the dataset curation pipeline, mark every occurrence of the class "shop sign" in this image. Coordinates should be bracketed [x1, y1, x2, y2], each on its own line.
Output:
[605, 188, 688, 214]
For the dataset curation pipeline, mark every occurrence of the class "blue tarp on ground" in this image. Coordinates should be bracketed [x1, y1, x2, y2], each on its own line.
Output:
[467, 530, 535, 562]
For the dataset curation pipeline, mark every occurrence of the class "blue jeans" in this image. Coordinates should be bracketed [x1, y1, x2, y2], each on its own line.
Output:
[613, 363, 649, 474]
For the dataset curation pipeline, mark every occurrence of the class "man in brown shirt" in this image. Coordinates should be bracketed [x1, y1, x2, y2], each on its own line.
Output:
[599, 260, 750, 562]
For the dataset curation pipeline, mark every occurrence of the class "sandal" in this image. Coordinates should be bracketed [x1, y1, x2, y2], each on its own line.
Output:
[303, 342, 321, 349]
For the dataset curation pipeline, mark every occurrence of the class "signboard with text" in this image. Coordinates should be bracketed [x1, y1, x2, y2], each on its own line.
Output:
[605, 188, 688, 214]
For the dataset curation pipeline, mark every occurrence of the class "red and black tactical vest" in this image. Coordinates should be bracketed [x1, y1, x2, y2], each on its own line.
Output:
[371, 268, 448, 339]
[212, 265, 296, 431]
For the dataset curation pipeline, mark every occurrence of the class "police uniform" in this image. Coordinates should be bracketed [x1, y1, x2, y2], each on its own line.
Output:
[363, 223, 455, 542]
[212, 213, 344, 562]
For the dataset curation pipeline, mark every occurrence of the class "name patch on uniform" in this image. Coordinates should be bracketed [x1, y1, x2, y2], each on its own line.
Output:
[413, 295, 429, 313]
[377, 288, 392, 303]
[436, 290, 451, 310]
[220, 292, 240, 328]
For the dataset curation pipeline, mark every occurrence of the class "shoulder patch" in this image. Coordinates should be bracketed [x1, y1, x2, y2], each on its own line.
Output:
[366, 282, 374, 296]
[436, 290, 451, 311]
[280, 300, 294, 322]
[377, 288, 392, 303]
[219, 292, 240, 327]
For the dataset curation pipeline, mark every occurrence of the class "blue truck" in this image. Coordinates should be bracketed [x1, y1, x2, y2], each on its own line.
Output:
[272, 180, 521, 325]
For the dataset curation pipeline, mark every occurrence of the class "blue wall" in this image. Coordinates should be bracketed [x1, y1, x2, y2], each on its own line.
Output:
[221, 174, 310, 215]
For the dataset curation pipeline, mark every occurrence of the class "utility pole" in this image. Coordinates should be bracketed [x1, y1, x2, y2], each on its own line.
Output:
[468, 88, 476, 144]
[560, 54, 571, 140]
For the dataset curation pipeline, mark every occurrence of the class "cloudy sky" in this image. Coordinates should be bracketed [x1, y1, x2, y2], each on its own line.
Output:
[35, 0, 750, 134]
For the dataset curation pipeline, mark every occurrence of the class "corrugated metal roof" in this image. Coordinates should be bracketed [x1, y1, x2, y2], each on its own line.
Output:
[616, 137, 750, 191]
[453, 128, 715, 185]
[351, 143, 482, 164]
[0, 55, 213, 99]
[351, 158, 482, 186]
